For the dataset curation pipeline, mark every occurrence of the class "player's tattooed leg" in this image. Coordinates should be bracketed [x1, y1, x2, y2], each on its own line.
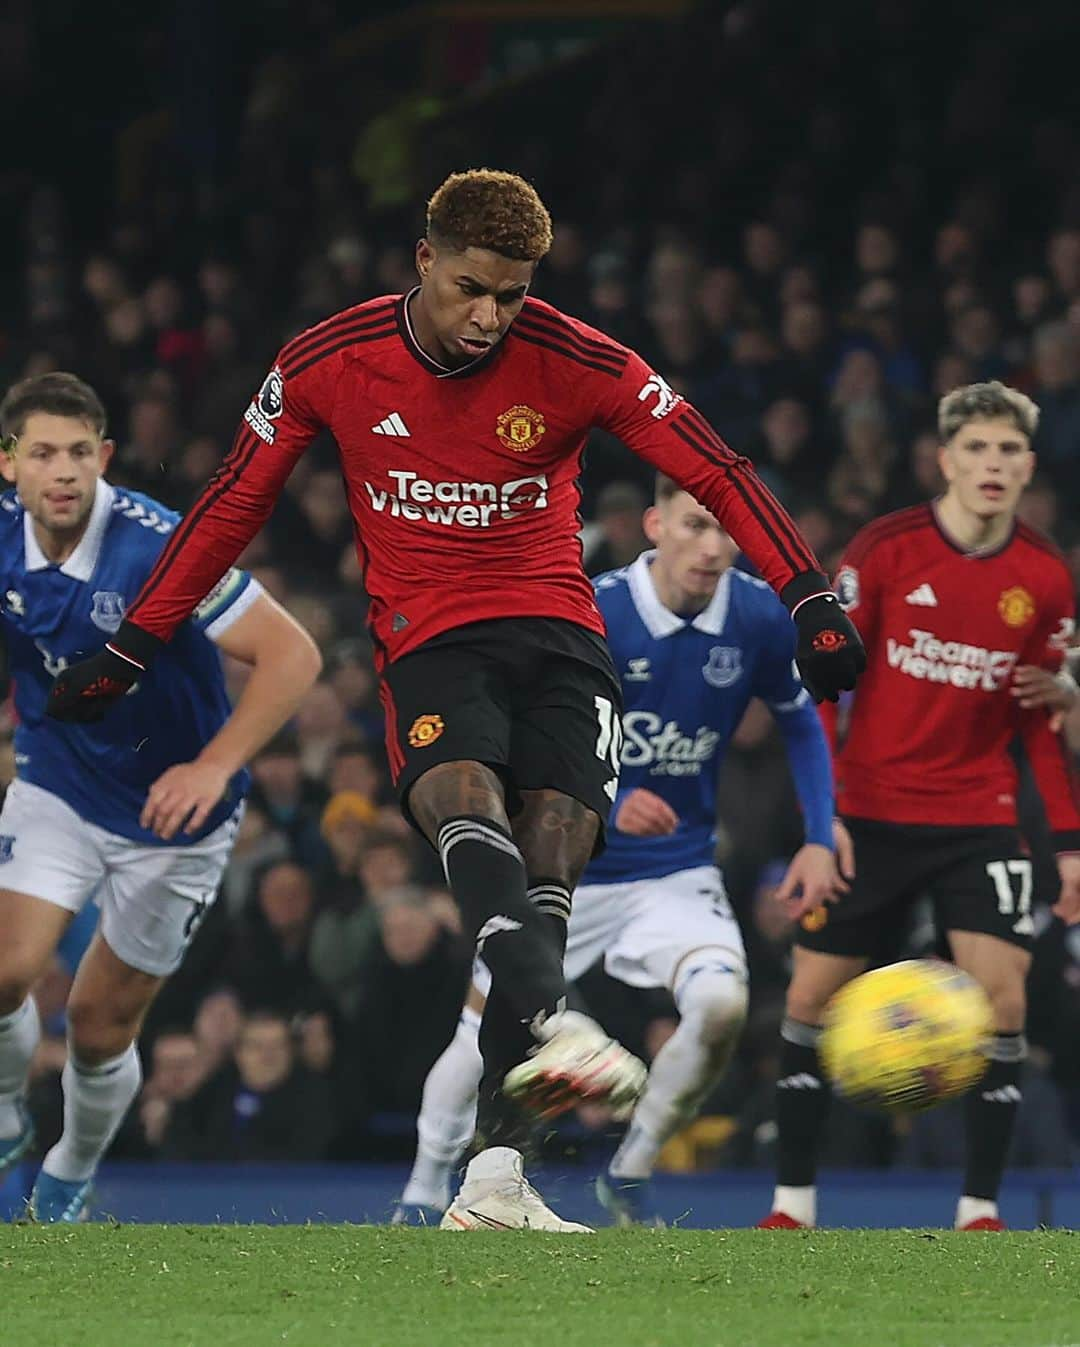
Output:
[407, 760, 510, 845]
[514, 789, 599, 892]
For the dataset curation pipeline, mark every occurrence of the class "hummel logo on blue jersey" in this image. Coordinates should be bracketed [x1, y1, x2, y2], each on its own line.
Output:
[625, 658, 651, 681]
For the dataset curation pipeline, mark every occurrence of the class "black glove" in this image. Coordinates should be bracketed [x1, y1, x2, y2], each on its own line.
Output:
[782, 572, 866, 704]
[46, 620, 164, 723]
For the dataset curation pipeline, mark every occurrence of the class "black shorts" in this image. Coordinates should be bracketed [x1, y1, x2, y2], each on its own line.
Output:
[795, 817, 1036, 958]
[380, 617, 623, 840]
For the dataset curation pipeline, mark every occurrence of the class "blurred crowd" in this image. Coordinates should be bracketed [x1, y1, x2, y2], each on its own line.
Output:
[5, 0, 1080, 1172]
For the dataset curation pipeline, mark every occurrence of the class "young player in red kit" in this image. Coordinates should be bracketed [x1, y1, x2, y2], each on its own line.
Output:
[46, 171, 863, 1228]
[759, 381, 1080, 1234]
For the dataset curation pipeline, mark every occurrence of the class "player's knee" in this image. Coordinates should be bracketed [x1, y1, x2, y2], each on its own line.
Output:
[675, 959, 749, 1047]
[66, 995, 137, 1063]
[0, 963, 41, 1015]
[785, 981, 830, 1027]
[983, 984, 1026, 1034]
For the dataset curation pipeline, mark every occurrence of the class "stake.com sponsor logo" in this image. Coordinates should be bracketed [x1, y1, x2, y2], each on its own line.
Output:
[363, 470, 549, 527]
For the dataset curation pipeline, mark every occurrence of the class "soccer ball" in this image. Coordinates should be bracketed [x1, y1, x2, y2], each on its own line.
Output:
[820, 959, 993, 1113]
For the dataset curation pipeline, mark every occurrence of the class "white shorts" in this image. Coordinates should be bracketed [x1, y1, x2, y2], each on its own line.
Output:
[473, 863, 746, 998]
[0, 779, 242, 977]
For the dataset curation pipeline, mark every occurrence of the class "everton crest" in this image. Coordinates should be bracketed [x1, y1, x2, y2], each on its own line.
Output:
[703, 646, 742, 688]
[90, 590, 126, 633]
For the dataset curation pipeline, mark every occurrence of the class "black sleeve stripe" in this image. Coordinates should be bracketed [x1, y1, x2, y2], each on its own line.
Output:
[671, 418, 807, 576]
[515, 310, 629, 366]
[128, 426, 263, 621]
[285, 325, 396, 380]
[844, 506, 933, 567]
[510, 327, 626, 376]
[679, 407, 818, 572]
[279, 302, 396, 369]
[677, 406, 739, 462]
[1016, 521, 1068, 563]
[282, 321, 396, 379]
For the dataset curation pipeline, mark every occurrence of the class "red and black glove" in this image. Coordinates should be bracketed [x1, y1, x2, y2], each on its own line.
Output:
[782, 573, 866, 704]
[46, 620, 164, 723]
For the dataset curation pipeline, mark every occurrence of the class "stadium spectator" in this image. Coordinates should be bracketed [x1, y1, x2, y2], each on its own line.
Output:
[161, 1011, 336, 1162]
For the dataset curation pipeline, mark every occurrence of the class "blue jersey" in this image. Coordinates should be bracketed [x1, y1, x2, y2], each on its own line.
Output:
[584, 551, 834, 884]
[0, 480, 258, 844]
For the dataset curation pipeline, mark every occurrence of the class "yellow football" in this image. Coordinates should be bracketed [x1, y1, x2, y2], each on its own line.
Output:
[820, 959, 993, 1113]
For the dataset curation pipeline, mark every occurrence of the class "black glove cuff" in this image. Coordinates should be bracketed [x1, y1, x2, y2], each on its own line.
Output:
[108, 619, 165, 672]
[780, 570, 833, 614]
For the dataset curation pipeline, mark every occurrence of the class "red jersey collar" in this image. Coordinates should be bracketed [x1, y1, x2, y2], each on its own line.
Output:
[930, 498, 1017, 560]
[396, 289, 504, 379]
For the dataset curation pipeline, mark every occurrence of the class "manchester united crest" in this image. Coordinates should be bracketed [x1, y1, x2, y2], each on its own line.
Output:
[408, 714, 445, 748]
[997, 586, 1035, 629]
[496, 405, 546, 452]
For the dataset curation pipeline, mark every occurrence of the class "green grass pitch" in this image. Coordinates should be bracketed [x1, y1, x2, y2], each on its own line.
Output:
[3, 1226, 1080, 1347]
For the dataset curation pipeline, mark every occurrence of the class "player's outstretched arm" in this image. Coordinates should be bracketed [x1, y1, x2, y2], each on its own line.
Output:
[46, 349, 332, 724]
[591, 349, 864, 702]
[140, 593, 321, 839]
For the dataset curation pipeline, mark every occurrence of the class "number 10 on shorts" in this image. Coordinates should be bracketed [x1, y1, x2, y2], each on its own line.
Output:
[593, 695, 623, 776]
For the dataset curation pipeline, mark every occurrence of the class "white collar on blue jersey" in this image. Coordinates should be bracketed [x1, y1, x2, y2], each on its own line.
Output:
[23, 478, 115, 581]
[626, 549, 732, 638]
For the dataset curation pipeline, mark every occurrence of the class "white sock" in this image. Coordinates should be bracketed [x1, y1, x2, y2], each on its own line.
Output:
[0, 998, 40, 1137]
[401, 1007, 482, 1209]
[772, 1184, 816, 1227]
[955, 1195, 998, 1228]
[609, 959, 747, 1181]
[43, 1044, 142, 1183]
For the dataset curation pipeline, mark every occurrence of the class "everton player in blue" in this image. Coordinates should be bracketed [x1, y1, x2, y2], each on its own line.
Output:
[399, 474, 850, 1228]
[0, 374, 321, 1221]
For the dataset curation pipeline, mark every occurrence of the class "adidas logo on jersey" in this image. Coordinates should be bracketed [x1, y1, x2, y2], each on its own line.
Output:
[371, 412, 410, 437]
[905, 583, 938, 606]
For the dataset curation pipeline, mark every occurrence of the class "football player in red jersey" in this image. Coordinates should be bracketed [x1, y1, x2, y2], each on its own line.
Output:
[44, 170, 863, 1229]
[759, 381, 1080, 1234]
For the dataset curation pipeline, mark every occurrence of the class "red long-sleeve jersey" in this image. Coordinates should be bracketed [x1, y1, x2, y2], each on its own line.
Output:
[127, 293, 820, 666]
[823, 502, 1080, 851]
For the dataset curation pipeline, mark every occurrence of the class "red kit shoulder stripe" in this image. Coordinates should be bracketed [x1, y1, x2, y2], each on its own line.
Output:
[509, 326, 626, 377]
[279, 301, 396, 370]
[285, 324, 396, 380]
[843, 505, 934, 566]
[515, 308, 629, 365]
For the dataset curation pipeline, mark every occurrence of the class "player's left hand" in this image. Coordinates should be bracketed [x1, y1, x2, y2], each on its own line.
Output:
[1053, 853, 1080, 925]
[46, 646, 141, 723]
[141, 758, 231, 840]
[789, 593, 866, 703]
[46, 619, 163, 723]
[774, 842, 849, 919]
